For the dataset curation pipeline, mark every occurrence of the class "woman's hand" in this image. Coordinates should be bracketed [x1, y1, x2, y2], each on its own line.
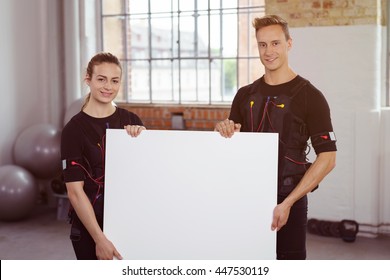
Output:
[95, 235, 123, 260]
[124, 125, 146, 137]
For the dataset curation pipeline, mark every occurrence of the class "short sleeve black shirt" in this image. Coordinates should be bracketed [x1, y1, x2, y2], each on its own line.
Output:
[229, 75, 337, 154]
[61, 107, 144, 183]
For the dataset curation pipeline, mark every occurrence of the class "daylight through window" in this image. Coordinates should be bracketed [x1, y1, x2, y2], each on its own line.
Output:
[101, 0, 265, 104]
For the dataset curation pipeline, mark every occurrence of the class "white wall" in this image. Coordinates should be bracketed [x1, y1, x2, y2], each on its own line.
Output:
[380, 108, 390, 233]
[0, 0, 88, 166]
[290, 25, 390, 235]
[0, 0, 16, 164]
[0, 0, 63, 165]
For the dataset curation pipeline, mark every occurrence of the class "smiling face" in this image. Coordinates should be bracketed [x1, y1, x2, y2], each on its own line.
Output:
[86, 62, 122, 105]
[256, 24, 292, 74]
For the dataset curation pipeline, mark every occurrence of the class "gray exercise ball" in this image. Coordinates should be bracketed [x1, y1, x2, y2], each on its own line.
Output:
[0, 165, 37, 221]
[63, 97, 84, 126]
[13, 124, 61, 179]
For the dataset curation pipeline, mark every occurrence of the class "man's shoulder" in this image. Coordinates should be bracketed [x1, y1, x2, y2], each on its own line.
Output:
[293, 75, 323, 95]
[237, 77, 262, 95]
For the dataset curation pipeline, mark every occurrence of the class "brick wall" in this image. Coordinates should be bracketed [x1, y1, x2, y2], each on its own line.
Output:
[265, 0, 386, 27]
[119, 104, 231, 131]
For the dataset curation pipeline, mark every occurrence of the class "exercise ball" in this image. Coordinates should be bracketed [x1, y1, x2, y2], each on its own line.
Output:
[63, 97, 84, 126]
[0, 165, 37, 221]
[13, 124, 61, 179]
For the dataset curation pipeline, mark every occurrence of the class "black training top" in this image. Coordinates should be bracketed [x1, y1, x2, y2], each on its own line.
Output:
[61, 107, 144, 185]
[229, 75, 337, 155]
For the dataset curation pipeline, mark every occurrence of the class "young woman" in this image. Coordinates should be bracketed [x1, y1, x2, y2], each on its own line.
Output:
[61, 52, 145, 260]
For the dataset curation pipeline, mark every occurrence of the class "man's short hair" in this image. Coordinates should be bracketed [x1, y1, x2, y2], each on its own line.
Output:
[252, 15, 291, 40]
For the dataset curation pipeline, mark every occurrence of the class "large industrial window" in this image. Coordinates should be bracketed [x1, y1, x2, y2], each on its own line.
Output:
[101, 0, 265, 104]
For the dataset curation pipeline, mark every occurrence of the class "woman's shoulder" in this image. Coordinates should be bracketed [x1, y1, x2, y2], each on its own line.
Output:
[116, 107, 140, 120]
[116, 106, 136, 116]
[62, 111, 84, 134]
[116, 106, 144, 126]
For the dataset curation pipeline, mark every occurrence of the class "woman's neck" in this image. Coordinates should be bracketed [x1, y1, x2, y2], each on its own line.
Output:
[83, 100, 116, 118]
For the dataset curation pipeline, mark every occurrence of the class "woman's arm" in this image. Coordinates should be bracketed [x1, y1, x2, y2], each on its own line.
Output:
[66, 181, 122, 260]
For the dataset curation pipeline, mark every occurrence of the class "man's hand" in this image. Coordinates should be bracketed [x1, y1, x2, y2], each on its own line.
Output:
[271, 202, 292, 231]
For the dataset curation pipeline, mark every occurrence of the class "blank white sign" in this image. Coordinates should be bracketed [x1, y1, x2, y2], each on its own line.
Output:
[104, 130, 278, 260]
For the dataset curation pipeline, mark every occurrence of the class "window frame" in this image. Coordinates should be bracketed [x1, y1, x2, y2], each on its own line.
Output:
[100, 0, 265, 105]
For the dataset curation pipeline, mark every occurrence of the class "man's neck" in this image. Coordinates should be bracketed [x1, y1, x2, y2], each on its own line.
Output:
[263, 67, 297, 85]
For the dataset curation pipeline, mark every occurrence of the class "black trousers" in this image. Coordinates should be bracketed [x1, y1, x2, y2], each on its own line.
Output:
[276, 195, 308, 260]
[70, 217, 99, 260]
[69, 194, 104, 260]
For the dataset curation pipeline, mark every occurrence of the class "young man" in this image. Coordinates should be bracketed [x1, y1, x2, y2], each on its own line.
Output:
[215, 15, 337, 259]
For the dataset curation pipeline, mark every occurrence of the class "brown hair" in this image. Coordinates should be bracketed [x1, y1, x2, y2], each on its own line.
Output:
[82, 52, 122, 109]
[252, 15, 291, 40]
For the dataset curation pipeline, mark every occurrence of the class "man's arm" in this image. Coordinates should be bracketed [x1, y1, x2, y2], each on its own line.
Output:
[271, 151, 336, 231]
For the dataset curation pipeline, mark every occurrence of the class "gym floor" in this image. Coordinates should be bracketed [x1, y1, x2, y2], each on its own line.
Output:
[0, 204, 390, 260]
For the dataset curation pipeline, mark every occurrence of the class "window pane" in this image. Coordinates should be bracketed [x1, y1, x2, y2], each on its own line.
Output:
[151, 60, 173, 102]
[151, 16, 174, 59]
[102, 0, 124, 15]
[102, 16, 125, 59]
[210, 0, 221, 10]
[239, 0, 265, 7]
[209, 12, 221, 57]
[180, 60, 197, 102]
[172, 60, 180, 102]
[179, 0, 194, 11]
[197, 0, 209, 10]
[180, 11, 195, 58]
[209, 59, 237, 103]
[223, 0, 238, 9]
[197, 13, 209, 57]
[129, 0, 148, 14]
[223, 59, 237, 100]
[210, 59, 223, 102]
[150, 0, 172, 13]
[197, 59, 210, 102]
[222, 12, 237, 57]
[238, 8, 251, 57]
[128, 60, 150, 101]
[129, 18, 149, 60]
